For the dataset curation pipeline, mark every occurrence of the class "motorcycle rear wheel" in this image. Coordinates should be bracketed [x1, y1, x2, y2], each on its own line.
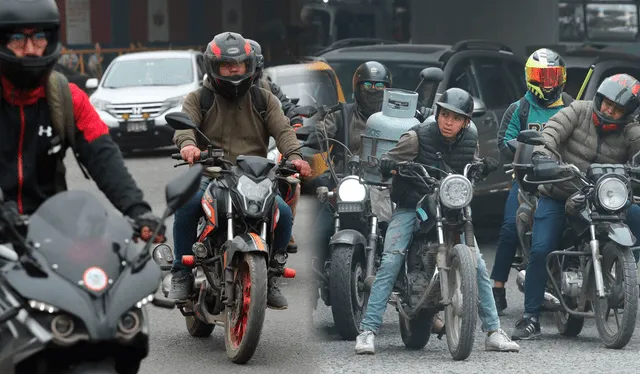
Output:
[224, 253, 268, 364]
[399, 308, 433, 349]
[444, 244, 478, 361]
[329, 244, 367, 340]
[593, 242, 638, 349]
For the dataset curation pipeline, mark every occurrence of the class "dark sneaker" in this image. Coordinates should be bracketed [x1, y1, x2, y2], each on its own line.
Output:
[286, 236, 298, 254]
[267, 277, 288, 310]
[493, 287, 507, 315]
[511, 316, 541, 340]
[167, 271, 194, 300]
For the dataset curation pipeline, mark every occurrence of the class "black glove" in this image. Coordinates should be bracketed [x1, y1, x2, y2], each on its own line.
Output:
[482, 157, 499, 176]
[290, 117, 304, 128]
[380, 158, 397, 179]
[134, 211, 165, 242]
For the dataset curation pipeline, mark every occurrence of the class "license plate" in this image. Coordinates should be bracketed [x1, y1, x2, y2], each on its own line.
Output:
[126, 121, 147, 132]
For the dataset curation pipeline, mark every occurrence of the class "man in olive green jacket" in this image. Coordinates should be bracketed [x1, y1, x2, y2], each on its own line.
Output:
[169, 32, 311, 310]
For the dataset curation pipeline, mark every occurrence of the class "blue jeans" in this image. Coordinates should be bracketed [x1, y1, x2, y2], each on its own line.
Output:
[171, 177, 293, 273]
[491, 182, 520, 283]
[360, 209, 501, 334]
[523, 196, 640, 318]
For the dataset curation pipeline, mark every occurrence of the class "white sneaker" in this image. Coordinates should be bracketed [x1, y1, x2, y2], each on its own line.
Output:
[485, 329, 520, 352]
[355, 330, 376, 355]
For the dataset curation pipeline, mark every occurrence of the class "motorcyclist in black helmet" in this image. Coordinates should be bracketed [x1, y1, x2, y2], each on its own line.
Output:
[0, 0, 162, 242]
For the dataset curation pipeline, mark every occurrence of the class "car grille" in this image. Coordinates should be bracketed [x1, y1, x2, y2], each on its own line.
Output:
[107, 102, 166, 120]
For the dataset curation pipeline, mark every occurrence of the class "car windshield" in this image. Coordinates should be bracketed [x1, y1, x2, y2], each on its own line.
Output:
[272, 71, 339, 107]
[326, 60, 438, 105]
[102, 57, 193, 88]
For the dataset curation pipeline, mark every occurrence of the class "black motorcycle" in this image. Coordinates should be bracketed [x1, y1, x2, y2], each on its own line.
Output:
[0, 165, 203, 374]
[513, 130, 640, 349]
[156, 112, 300, 364]
[389, 156, 495, 361]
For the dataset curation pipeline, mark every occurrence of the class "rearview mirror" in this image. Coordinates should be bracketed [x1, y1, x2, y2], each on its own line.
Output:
[152, 243, 174, 265]
[517, 129, 546, 146]
[164, 112, 198, 131]
[293, 105, 318, 118]
[472, 96, 487, 117]
[165, 165, 203, 215]
[85, 78, 99, 89]
[419, 67, 444, 83]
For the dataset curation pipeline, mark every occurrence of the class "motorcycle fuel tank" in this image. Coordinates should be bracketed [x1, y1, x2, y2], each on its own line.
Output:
[360, 88, 420, 185]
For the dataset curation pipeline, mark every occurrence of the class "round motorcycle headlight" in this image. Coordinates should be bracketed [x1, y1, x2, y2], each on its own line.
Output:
[439, 175, 473, 209]
[337, 176, 367, 202]
[597, 177, 628, 211]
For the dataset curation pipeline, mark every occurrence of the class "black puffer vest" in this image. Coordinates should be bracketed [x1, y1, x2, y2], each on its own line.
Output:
[391, 120, 478, 208]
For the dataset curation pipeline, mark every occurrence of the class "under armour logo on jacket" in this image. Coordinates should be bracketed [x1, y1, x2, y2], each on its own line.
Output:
[38, 125, 53, 137]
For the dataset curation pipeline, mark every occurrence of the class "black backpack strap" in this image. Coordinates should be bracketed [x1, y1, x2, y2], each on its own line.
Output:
[199, 86, 214, 117]
[518, 96, 530, 131]
[250, 85, 268, 122]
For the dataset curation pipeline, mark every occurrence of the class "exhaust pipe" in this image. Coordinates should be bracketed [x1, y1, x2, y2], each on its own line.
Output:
[515, 269, 561, 308]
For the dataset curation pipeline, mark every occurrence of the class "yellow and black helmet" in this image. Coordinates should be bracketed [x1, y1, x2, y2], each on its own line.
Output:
[525, 48, 567, 106]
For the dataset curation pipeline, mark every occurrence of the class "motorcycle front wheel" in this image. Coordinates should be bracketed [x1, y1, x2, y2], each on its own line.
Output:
[329, 244, 367, 340]
[224, 253, 268, 364]
[593, 242, 638, 349]
[444, 244, 478, 361]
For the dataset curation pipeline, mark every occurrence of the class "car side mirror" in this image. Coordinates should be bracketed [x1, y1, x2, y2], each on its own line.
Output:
[85, 78, 99, 89]
[472, 96, 487, 117]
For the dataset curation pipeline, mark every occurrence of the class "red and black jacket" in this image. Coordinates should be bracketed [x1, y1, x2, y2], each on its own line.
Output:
[0, 77, 152, 217]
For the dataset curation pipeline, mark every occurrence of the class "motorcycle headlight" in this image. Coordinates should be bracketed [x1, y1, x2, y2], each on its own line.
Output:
[337, 176, 367, 202]
[439, 175, 473, 209]
[237, 175, 273, 206]
[597, 177, 628, 211]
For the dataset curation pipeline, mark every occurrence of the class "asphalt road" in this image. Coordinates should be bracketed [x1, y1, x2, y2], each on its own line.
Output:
[65, 151, 640, 374]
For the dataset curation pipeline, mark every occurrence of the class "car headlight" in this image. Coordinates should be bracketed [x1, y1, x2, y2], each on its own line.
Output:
[337, 176, 367, 202]
[163, 95, 186, 109]
[597, 177, 628, 211]
[439, 175, 473, 209]
[90, 98, 110, 111]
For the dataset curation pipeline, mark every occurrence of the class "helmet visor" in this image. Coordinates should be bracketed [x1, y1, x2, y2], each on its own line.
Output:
[207, 55, 256, 85]
[526, 66, 565, 89]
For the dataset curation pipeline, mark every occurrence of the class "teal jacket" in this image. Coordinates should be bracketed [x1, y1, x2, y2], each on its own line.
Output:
[497, 91, 570, 160]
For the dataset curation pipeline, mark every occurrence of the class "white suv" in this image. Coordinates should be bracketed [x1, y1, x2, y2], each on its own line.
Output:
[89, 49, 205, 152]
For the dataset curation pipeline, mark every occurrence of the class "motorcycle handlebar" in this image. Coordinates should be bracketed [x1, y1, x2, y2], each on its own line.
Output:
[171, 151, 211, 161]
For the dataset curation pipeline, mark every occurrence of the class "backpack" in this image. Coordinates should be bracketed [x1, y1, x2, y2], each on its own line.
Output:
[518, 92, 574, 131]
[45, 71, 93, 191]
[199, 81, 268, 122]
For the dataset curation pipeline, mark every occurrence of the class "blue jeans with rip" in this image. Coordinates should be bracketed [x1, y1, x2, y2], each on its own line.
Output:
[360, 208, 501, 334]
[491, 181, 520, 283]
[171, 177, 293, 273]
[523, 196, 640, 318]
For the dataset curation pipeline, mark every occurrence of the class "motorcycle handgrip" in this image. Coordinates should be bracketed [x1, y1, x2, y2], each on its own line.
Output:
[171, 151, 211, 161]
[152, 296, 176, 309]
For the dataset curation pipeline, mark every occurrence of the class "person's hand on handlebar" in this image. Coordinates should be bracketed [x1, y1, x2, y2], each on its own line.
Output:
[180, 145, 201, 165]
[291, 159, 312, 178]
[379, 158, 397, 179]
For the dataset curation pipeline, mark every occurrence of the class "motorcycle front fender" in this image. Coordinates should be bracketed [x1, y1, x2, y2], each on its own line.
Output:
[329, 229, 367, 250]
[606, 222, 636, 247]
[225, 233, 269, 265]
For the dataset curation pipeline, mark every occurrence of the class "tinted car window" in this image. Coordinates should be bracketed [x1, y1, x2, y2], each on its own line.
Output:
[447, 58, 476, 95]
[270, 71, 339, 107]
[473, 57, 519, 108]
[326, 60, 438, 104]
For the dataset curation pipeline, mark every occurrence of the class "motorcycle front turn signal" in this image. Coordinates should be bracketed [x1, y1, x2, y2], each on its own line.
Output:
[283, 268, 296, 278]
[181, 255, 195, 267]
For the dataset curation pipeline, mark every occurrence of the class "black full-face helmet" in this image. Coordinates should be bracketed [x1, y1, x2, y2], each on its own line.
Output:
[203, 32, 257, 100]
[246, 38, 264, 82]
[352, 61, 392, 117]
[592, 73, 640, 133]
[0, 0, 62, 90]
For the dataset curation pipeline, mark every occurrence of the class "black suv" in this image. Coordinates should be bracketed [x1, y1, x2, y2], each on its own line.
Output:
[315, 39, 527, 220]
